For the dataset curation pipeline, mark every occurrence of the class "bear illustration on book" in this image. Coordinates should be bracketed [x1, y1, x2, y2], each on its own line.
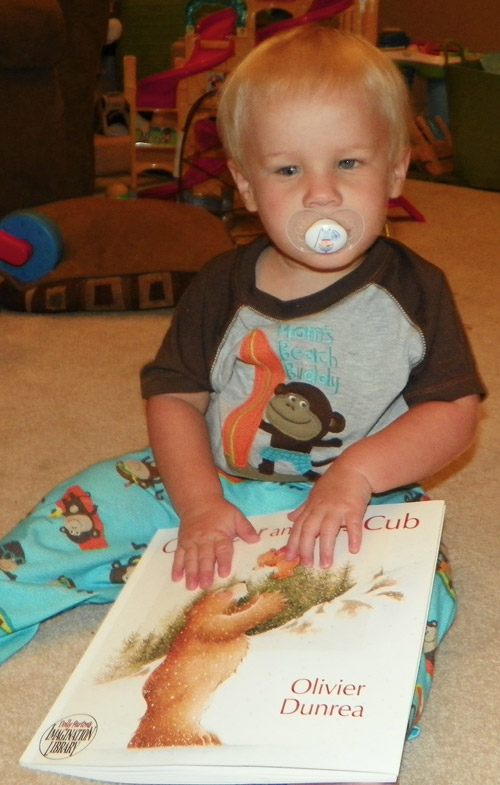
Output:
[128, 582, 286, 748]
[121, 544, 397, 749]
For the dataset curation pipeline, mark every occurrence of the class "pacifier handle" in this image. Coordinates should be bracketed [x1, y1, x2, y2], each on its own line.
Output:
[286, 209, 365, 255]
[304, 219, 348, 254]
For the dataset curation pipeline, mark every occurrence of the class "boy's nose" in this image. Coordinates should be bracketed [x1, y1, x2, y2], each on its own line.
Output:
[303, 171, 342, 209]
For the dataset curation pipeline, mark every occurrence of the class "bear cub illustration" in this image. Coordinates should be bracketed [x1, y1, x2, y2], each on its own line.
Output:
[129, 583, 285, 748]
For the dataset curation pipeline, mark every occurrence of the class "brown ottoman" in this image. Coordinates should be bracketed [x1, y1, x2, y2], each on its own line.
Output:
[0, 196, 235, 312]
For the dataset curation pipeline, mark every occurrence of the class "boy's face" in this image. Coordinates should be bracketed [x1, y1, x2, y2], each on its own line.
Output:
[229, 90, 409, 279]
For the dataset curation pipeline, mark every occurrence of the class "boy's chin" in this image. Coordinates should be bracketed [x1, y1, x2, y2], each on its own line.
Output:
[281, 240, 371, 274]
[300, 252, 366, 275]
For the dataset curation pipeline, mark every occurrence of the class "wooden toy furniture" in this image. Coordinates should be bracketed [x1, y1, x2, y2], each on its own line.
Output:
[123, 0, 379, 195]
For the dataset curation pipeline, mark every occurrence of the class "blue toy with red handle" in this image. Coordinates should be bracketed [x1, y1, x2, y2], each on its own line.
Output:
[0, 210, 63, 285]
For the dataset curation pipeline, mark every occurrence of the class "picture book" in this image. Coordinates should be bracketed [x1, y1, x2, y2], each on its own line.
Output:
[20, 500, 446, 784]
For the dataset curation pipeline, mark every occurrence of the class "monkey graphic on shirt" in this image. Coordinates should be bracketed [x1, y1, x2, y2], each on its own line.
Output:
[258, 382, 345, 479]
[221, 329, 345, 482]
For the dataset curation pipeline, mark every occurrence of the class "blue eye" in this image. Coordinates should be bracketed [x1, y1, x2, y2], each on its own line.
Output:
[339, 159, 358, 170]
[277, 165, 299, 176]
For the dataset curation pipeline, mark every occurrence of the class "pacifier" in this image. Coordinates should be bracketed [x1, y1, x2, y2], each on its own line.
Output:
[286, 209, 364, 254]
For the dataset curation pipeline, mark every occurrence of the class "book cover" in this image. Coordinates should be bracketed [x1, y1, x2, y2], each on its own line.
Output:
[20, 501, 445, 784]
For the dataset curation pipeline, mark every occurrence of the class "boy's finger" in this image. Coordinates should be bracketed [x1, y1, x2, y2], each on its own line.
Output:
[194, 543, 218, 589]
[212, 537, 233, 579]
[236, 517, 260, 544]
[345, 516, 362, 553]
[295, 526, 317, 567]
[171, 546, 186, 582]
[318, 524, 340, 568]
[284, 518, 303, 560]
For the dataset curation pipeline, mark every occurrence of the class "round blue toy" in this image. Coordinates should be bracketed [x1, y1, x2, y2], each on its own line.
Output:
[0, 210, 63, 285]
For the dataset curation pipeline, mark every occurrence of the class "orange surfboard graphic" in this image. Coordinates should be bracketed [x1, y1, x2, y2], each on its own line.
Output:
[222, 329, 285, 468]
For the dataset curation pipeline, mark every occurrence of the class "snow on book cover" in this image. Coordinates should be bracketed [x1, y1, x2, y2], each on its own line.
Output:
[21, 501, 445, 784]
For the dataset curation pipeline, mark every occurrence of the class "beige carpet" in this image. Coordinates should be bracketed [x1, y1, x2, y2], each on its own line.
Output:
[1, 178, 499, 785]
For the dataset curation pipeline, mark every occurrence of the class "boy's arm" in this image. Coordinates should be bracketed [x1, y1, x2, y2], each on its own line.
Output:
[147, 393, 259, 589]
[286, 394, 481, 566]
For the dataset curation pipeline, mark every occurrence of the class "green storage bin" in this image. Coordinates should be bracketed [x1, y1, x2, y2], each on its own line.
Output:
[445, 45, 500, 190]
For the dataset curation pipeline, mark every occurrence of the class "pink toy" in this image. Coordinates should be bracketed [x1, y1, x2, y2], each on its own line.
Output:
[257, 0, 353, 41]
[388, 196, 426, 223]
[137, 9, 237, 109]
[128, 0, 382, 209]
[136, 1, 355, 109]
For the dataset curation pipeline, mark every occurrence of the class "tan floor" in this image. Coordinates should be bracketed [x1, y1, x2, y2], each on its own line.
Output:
[1, 178, 499, 785]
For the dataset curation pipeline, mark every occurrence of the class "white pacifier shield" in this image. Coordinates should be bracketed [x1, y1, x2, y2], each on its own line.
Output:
[287, 209, 364, 254]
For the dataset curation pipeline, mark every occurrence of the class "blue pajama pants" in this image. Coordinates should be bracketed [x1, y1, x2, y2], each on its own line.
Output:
[0, 448, 456, 737]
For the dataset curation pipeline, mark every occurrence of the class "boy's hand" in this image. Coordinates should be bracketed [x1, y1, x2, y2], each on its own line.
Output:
[172, 497, 260, 590]
[285, 465, 373, 568]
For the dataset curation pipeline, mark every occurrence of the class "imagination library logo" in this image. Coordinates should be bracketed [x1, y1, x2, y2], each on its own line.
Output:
[39, 715, 98, 759]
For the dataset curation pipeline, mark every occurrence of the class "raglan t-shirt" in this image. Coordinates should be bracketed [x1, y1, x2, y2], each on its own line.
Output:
[141, 235, 485, 483]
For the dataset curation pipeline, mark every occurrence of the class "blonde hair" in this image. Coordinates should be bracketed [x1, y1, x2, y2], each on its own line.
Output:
[217, 25, 411, 169]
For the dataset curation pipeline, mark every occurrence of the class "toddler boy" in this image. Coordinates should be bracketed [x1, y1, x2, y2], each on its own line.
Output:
[141, 25, 484, 589]
[0, 30, 485, 737]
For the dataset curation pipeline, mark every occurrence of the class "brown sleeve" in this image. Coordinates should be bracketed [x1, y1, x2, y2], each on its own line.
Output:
[140, 250, 239, 399]
[401, 261, 486, 405]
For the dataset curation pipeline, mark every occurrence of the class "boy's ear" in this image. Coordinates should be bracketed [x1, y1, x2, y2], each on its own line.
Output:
[388, 148, 411, 199]
[227, 159, 258, 212]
